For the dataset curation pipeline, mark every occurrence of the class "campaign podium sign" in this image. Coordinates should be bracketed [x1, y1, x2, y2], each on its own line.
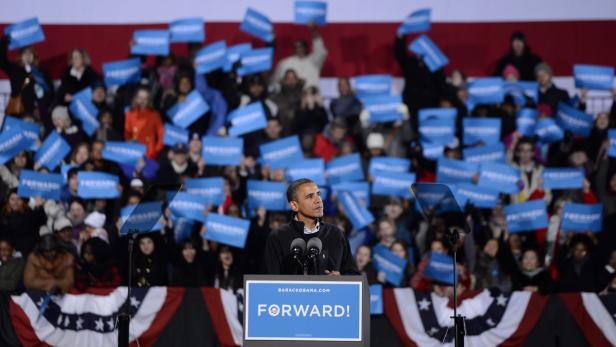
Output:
[243, 275, 370, 346]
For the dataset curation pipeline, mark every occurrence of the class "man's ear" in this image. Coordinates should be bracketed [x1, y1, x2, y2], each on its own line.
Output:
[289, 200, 298, 212]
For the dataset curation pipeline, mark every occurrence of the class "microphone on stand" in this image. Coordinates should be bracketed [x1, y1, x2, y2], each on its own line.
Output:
[307, 238, 322, 275]
[290, 238, 307, 273]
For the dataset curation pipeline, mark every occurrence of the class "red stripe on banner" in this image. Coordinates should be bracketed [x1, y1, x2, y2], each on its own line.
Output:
[499, 293, 548, 347]
[200, 288, 238, 347]
[0, 21, 615, 80]
[130, 287, 186, 347]
[383, 288, 418, 347]
[558, 293, 613, 347]
[8, 299, 51, 347]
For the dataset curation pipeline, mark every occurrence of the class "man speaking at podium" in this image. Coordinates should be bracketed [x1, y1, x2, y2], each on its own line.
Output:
[264, 178, 359, 275]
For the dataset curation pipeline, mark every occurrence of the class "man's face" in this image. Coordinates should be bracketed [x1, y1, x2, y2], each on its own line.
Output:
[57, 228, 73, 243]
[0, 241, 13, 262]
[536, 70, 551, 87]
[294, 41, 307, 57]
[291, 183, 323, 219]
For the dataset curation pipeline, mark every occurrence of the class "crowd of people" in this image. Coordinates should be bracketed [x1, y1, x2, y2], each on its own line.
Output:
[0, 21, 615, 301]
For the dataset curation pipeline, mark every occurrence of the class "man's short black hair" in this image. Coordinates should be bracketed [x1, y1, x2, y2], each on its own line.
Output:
[287, 178, 316, 203]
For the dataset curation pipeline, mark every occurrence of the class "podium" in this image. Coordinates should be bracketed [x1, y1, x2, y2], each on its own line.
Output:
[243, 275, 370, 347]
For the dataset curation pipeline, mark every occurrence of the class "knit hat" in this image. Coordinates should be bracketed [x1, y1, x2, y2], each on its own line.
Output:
[534, 63, 553, 77]
[366, 132, 385, 150]
[53, 217, 73, 232]
[502, 64, 520, 80]
[130, 178, 144, 188]
[85, 211, 106, 229]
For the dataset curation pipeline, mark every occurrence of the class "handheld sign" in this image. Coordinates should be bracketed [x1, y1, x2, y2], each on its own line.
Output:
[468, 78, 505, 105]
[326, 153, 364, 184]
[224, 43, 252, 72]
[556, 102, 593, 137]
[294, 1, 327, 26]
[409, 35, 448, 73]
[163, 123, 189, 146]
[260, 135, 303, 169]
[542, 168, 584, 190]
[368, 157, 410, 177]
[205, 213, 250, 248]
[369, 284, 383, 315]
[168, 192, 208, 223]
[535, 118, 564, 144]
[240, 8, 274, 42]
[168, 90, 210, 128]
[103, 58, 141, 87]
[331, 181, 370, 208]
[119, 202, 163, 235]
[561, 203, 603, 232]
[436, 158, 478, 184]
[398, 8, 431, 35]
[286, 159, 326, 185]
[419, 117, 456, 146]
[371, 171, 416, 199]
[424, 252, 456, 285]
[353, 75, 392, 99]
[573, 64, 614, 90]
[69, 88, 100, 136]
[455, 184, 500, 209]
[77, 171, 120, 199]
[185, 177, 225, 206]
[4, 17, 45, 50]
[195, 40, 227, 74]
[237, 47, 274, 76]
[463, 143, 505, 164]
[102, 141, 146, 165]
[372, 244, 407, 286]
[131, 30, 170, 56]
[362, 95, 404, 124]
[463, 118, 501, 145]
[247, 180, 287, 211]
[0, 126, 31, 164]
[169, 17, 204, 43]
[201, 136, 243, 166]
[418, 108, 456, 123]
[338, 191, 374, 230]
[516, 108, 538, 137]
[3, 116, 40, 151]
[504, 199, 548, 233]
[34, 131, 70, 171]
[228, 102, 268, 137]
[478, 162, 520, 194]
[17, 170, 62, 200]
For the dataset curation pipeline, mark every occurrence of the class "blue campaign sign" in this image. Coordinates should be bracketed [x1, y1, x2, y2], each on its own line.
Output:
[517, 108, 538, 137]
[17, 170, 62, 200]
[409, 35, 448, 72]
[574, 64, 614, 91]
[260, 135, 303, 169]
[326, 153, 364, 184]
[228, 102, 268, 137]
[69, 88, 100, 136]
[102, 141, 146, 165]
[286, 159, 326, 185]
[169, 192, 208, 223]
[34, 131, 70, 170]
[372, 171, 416, 199]
[436, 158, 479, 184]
[103, 58, 141, 87]
[244, 280, 362, 341]
[331, 181, 370, 208]
[609, 130, 616, 158]
[0, 126, 32, 164]
[353, 75, 392, 99]
[247, 180, 287, 211]
[535, 118, 564, 144]
[504, 81, 539, 105]
[4, 116, 40, 151]
[294, 1, 327, 26]
[362, 95, 403, 124]
[224, 43, 252, 72]
[556, 102, 593, 137]
[418, 117, 456, 146]
[119, 202, 162, 235]
[413, 183, 462, 214]
[372, 244, 407, 286]
[77, 171, 119, 199]
[561, 203, 603, 232]
[463, 143, 505, 164]
[418, 108, 457, 123]
[169, 17, 204, 43]
[205, 213, 250, 248]
[455, 183, 500, 209]
[168, 90, 210, 128]
[131, 30, 170, 56]
[201, 136, 243, 166]
[463, 118, 501, 145]
[398, 8, 431, 35]
[468, 78, 505, 105]
[338, 191, 374, 230]
[421, 142, 444, 160]
[173, 217, 195, 242]
[369, 284, 383, 315]
[185, 177, 225, 206]
[505, 199, 549, 233]
[424, 252, 456, 285]
[237, 47, 274, 76]
[4, 17, 45, 50]
[478, 162, 520, 194]
[195, 40, 227, 74]
[542, 168, 584, 190]
[368, 157, 410, 177]
[163, 123, 189, 146]
[240, 8, 274, 42]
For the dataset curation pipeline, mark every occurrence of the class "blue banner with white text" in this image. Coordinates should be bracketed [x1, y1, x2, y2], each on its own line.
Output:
[201, 136, 243, 166]
[372, 171, 416, 198]
[228, 102, 267, 137]
[573, 64, 614, 90]
[247, 180, 288, 211]
[463, 118, 501, 145]
[168, 90, 210, 128]
[326, 153, 364, 184]
[185, 177, 225, 206]
[77, 172, 119, 199]
[338, 191, 374, 230]
[34, 131, 70, 170]
[205, 213, 250, 248]
[353, 75, 392, 99]
[69, 88, 99, 136]
[169, 17, 204, 43]
[478, 162, 520, 194]
[103, 58, 141, 87]
[294, 1, 327, 26]
[285, 159, 326, 185]
[542, 168, 584, 190]
[195, 40, 227, 74]
[561, 203, 603, 232]
[240, 8, 274, 42]
[556, 102, 593, 137]
[463, 143, 505, 164]
[409, 35, 448, 72]
[4, 17, 45, 50]
[163, 123, 189, 146]
[436, 158, 478, 184]
[504, 199, 549, 233]
[131, 30, 170, 56]
[372, 244, 407, 286]
[398, 8, 431, 35]
[102, 141, 146, 165]
[17, 170, 62, 200]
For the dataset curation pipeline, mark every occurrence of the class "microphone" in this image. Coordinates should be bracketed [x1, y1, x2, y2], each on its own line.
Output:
[307, 237, 322, 258]
[290, 238, 306, 255]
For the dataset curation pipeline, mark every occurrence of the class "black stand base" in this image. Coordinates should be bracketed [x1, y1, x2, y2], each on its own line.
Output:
[118, 313, 129, 347]
[447, 227, 467, 347]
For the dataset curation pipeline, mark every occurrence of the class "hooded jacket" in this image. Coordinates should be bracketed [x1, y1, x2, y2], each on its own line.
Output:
[264, 218, 359, 275]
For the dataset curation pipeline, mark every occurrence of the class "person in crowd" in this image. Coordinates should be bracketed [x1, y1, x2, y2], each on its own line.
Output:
[50, 105, 87, 147]
[510, 249, 555, 294]
[391, 240, 414, 287]
[494, 31, 542, 81]
[157, 143, 198, 184]
[240, 73, 278, 119]
[375, 218, 397, 249]
[535, 63, 570, 112]
[355, 245, 378, 284]
[124, 87, 164, 160]
[293, 86, 328, 135]
[0, 239, 25, 292]
[132, 234, 167, 287]
[313, 117, 354, 162]
[556, 234, 600, 292]
[69, 142, 90, 167]
[23, 234, 75, 294]
[598, 250, 616, 291]
[78, 211, 109, 249]
[91, 81, 108, 109]
[508, 136, 551, 204]
[473, 238, 512, 292]
[0, 151, 30, 190]
[0, 189, 46, 257]
[271, 69, 305, 131]
[271, 23, 328, 90]
[75, 237, 121, 291]
[0, 36, 54, 117]
[56, 48, 101, 106]
[208, 245, 242, 292]
[53, 217, 78, 257]
[330, 78, 362, 135]
[171, 238, 209, 287]
[95, 108, 123, 142]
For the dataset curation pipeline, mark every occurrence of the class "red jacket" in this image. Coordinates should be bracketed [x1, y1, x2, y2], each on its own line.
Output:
[124, 107, 164, 160]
